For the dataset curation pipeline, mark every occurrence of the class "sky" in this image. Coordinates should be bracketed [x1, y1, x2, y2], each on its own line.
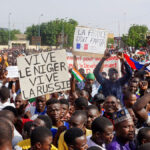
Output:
[0, 0, 150, 36]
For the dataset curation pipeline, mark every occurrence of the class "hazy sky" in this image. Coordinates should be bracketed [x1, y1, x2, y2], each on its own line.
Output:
[0, 0, 150, 36]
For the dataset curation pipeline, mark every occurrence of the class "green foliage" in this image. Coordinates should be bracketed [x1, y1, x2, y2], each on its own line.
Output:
[25, 18, 78, 47]
[122, 25, 148, 48]
[0, 29, 21, 45]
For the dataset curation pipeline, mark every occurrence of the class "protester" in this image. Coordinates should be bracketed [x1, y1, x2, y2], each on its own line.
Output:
[94, 50, 132, 105]
[30, 127, 57, 150]
[0, 47, 150, 150]
[58, 110, 92, 150]
[87, 117, 113, 149]
[0, 86, 15, 110]
[25, 95, 47, 120]
[103, 95, 119, 124]
[92, 93, 105, 113]
[0, 109, 23, 148]
[60, 99, 70, 121]
[64, 128, 88, 150]
[137, 127, 150, 147]
[86, 105, 100, 129]
[107, 108, 136, 150]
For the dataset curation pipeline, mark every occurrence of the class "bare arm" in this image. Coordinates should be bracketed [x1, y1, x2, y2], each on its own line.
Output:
[133, 93, 150, 121]
[133, 93, 150, 111]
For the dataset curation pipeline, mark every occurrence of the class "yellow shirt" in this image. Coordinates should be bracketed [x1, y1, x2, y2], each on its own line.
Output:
[17, 138, 57, 150]
[58, 128, 92, 150]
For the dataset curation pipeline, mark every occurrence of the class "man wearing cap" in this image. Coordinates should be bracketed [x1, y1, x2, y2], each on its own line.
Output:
[107, 108, 136, 150]
[94, 50, 132, 105]
[84, 73, 100, 99]
[77, 73, 100, 99]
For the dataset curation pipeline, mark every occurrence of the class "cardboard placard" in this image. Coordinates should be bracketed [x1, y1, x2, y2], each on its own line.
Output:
[6, 66, 19, 78]
[17, 50, 70, 100]
[73, 26, 108, 55]
[66, 52, 121, 77]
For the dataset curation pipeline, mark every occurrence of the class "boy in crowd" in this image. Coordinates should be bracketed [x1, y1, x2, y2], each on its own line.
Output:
[17, 115, 56, 150]
[64, 128, 88, 150]
[30, 127, 56, 150]
[137, 127, 150, 147]
[123, 91, 137, 108]
[86, 105, 100, 129]
[46, 99, 69, 137]
[58, 110, 92, 150]
[60, 99, 70, 122]
[87, 117, 114, 150]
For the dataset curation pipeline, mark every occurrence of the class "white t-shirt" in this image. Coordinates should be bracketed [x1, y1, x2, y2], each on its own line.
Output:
[0, 101, 15, 110]
[87, 136, 106, 150]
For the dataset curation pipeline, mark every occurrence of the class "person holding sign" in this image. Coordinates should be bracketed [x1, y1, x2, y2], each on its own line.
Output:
[94, 50, 132, 105]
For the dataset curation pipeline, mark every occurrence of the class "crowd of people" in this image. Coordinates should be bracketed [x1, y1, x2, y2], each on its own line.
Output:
[0, 47, 150, 150]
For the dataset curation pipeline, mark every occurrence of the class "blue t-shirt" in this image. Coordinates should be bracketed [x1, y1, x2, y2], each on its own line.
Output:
[51, 121, 69, 137]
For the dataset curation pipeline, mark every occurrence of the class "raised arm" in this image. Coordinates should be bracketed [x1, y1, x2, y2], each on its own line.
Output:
[133, 93, 150, 122]
[93, 49, 110, 84]
[118, 53, 132, 85]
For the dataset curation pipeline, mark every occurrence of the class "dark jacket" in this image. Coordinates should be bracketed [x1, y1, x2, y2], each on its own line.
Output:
[94, 58, 132, 105]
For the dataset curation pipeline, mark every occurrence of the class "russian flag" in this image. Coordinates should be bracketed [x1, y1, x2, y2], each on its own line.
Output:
[124, 54, 150, 71]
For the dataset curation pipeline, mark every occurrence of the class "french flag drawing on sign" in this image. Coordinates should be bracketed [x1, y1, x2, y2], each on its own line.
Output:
[84, 44, 88, 50]
[76, 43, 81, 49]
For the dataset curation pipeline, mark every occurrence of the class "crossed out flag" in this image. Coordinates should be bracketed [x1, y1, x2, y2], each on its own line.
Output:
[76, 43, 88, 50]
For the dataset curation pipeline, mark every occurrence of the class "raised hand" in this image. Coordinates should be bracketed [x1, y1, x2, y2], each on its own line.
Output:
[117, 52, 124, 61]
[103, 49, 111, 59]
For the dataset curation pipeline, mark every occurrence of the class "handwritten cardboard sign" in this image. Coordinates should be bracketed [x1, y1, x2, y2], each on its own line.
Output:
[17, 50, 70, 100]
[6, 66, 19, 78]
[73, 26, 108, 54]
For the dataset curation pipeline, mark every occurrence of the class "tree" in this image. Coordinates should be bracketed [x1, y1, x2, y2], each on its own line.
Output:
[25, 18, 78, 47]
[122, 25, 148, 49]
[0, 29, 21, 45]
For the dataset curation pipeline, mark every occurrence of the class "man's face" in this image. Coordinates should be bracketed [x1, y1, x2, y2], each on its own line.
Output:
[102, 125, 114, 144]
[109, 72, 118, 82]
[129, 82, 137, 94]
[47, 103, 61, 121]
[87, 109, 99, 129]
[116, 119, 135, 141]
[125, 94, 137, 108]
[38, 136, 53, 150]
[132, 77, 140, 86]
[104, 96, 118, 114]
[36, 96, 46, 112]
[74, 135, 88, 150]
[61, 104, 69, 118]
[15, 95, 24, 109]
[69, 116, 85, 133]
[95, 125, 114, 145]
[86, 79, 94, 86]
